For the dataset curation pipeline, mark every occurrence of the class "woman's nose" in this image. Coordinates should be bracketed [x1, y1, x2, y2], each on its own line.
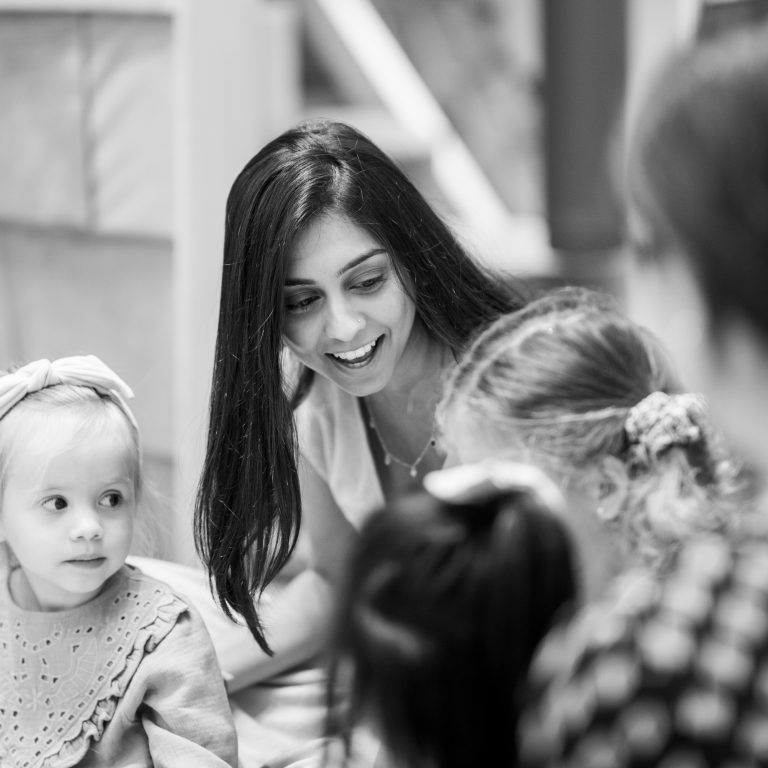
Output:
[70, 508, 104, 541]
[324, 300, 362, 342]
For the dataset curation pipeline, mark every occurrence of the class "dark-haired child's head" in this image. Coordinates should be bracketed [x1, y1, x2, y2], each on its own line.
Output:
[329, 461, 577, 768]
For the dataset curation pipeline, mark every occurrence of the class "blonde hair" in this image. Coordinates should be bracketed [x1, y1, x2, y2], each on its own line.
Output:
[0, 378, 164, 558]
[439, 287, 742, 572]
[0, 383, 140, 487]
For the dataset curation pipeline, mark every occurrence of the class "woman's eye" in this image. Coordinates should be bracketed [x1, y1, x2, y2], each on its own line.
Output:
[285, 294, 318, 314]
[353, 274, 385, 292]
[100, 492, 124, 509]
[42, 496, 68, 512]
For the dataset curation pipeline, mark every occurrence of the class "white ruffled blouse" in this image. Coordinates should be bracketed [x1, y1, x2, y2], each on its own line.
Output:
[0, 564, 237, 768]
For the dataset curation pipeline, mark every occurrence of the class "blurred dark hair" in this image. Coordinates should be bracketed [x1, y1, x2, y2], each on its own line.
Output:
[327, 482, 577, 768]
[194, 119, 526, 650]
[625, 21, 768, 339]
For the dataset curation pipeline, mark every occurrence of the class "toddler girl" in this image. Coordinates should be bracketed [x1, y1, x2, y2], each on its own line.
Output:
[0, 356, 237, 767]
[437, 287, 744, 599]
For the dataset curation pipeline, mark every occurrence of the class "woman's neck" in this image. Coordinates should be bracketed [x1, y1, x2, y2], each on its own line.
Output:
[363, 326, 449, 485]
[370, 321, 451, 412]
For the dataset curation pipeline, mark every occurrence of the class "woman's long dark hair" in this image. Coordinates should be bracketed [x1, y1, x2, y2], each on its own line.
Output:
[327, 486, 577, 768]
[194, 119, 526, 651]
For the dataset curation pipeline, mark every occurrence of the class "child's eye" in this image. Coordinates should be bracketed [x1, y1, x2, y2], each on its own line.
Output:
[42, 496, 68, 512]
[285, 294, 319, 315]
[100, 492, 124, 509]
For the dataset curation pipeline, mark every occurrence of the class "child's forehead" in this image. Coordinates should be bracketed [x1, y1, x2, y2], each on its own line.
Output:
[3, 404, 135, 469]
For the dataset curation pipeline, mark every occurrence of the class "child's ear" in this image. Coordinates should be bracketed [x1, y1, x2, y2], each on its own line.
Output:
[596, 456, 629, 522]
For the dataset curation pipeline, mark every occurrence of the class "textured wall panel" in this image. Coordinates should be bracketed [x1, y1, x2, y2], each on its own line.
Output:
[0, 15, 88, 226]
[87, 15, 172, 237]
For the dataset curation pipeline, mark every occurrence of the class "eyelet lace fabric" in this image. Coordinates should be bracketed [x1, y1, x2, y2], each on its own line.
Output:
[0, 565, 187, 768]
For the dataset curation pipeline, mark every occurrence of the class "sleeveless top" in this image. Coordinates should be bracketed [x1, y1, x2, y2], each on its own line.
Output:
[295, 374, 385, 528]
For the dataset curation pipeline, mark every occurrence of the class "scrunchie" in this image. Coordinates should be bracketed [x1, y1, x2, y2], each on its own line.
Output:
[625, 391, 706, 469]
[0, 355, 137, 429]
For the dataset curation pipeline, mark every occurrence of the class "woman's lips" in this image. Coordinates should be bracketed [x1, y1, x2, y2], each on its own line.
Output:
[327, 336, 382, 369]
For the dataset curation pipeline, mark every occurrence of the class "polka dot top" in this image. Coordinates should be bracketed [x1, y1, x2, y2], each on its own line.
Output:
[520, 536, 768, 768]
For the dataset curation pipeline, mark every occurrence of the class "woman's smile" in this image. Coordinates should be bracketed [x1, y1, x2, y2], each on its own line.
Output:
[327, 335, 383, 368]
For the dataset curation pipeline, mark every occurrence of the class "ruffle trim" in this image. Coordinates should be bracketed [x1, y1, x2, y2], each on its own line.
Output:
[36, 580, 188, 768]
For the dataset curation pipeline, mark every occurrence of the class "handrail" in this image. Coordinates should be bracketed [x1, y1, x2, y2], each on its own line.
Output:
[0, 0, 176, 13]
[307, 0, 552, 273]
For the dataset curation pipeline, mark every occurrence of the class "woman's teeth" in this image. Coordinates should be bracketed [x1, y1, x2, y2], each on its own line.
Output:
[332, 339, 377, 361]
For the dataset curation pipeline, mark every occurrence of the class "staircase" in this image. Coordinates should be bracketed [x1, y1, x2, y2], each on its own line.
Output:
[295, 0, 553, 276]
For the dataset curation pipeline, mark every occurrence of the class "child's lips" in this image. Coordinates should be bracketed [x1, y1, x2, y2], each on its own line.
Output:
[66, 556, 106, 568]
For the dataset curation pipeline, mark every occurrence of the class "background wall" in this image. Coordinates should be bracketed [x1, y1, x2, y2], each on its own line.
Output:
[0, 11, 174, 551]
[0, 1, 288, 562]
[0, 0, 708, 563]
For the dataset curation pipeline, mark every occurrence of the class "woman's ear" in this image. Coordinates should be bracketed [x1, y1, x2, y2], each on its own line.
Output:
[596, 456, 629, 522]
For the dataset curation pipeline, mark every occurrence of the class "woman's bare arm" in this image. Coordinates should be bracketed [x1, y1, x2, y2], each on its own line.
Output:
[215, 455, 357, 690]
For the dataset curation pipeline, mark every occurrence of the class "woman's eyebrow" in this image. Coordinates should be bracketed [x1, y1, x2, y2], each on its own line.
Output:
[284, 249, 386, 287]
[336, 249, 386, 277]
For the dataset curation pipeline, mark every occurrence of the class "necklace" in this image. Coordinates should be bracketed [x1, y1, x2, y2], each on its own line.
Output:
[367, 407, 436, 478]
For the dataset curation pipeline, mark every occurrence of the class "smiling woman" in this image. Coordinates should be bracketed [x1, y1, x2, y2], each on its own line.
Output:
[194, 120, 527, 683]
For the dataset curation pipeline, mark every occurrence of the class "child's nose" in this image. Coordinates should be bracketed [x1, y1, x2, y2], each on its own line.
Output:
[70, 508, 104, 541]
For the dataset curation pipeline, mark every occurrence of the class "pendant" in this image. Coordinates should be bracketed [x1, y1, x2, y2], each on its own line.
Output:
[409, 466, 418, 478]
[384, 453, 392, 466]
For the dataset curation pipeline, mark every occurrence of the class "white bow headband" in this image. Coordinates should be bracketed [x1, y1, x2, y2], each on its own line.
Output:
[0, 355, 137, 430]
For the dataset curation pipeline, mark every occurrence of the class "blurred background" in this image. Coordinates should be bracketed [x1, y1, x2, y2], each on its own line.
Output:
[0, 0, 763, 563]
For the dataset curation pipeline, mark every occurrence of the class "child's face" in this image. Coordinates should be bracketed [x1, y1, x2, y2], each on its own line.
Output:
[441, 405, 625, 602]
[0, 411, 136, 611]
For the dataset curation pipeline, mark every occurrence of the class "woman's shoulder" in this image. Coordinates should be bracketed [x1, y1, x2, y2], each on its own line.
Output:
[294, 370, 359, 436]
[294, 373, 360, 469]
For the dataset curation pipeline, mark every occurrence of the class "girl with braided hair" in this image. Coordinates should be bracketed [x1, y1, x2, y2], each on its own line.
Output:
[437, 287, 744, 600]
[518, 22, 768, 768]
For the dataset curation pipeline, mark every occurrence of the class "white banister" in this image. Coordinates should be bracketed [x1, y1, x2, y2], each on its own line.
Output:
[305, 0, 553, 274]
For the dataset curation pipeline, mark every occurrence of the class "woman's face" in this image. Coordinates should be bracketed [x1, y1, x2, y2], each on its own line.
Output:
[282, 214, 419, 397]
